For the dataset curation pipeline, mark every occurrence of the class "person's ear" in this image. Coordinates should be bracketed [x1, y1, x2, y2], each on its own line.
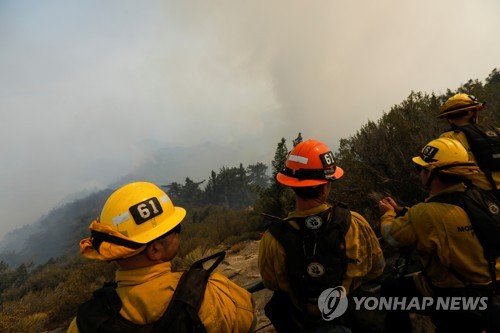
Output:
[145, 240, 164, 261]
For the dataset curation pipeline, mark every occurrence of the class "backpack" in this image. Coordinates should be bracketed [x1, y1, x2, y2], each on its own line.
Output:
[428, 185, 500, 289]
[76, 251, 226, 333]
[450, 123, 500, 189]
[266, 203, 351, 305]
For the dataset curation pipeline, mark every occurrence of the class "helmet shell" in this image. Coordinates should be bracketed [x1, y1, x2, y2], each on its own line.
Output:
[277, 139, 344, 187]
[412, 138, 469, 168]
[99, 182, 186, 243]
[437, 93, 485, 118]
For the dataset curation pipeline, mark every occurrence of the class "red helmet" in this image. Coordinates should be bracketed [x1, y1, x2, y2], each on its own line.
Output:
[277, 139, 344, 187]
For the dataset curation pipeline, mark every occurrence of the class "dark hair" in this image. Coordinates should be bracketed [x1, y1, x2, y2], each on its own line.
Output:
[291, 184, 324, 200]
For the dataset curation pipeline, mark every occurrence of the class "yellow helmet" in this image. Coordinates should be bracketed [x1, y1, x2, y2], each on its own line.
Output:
[99, 182, 186, 244]
[412, 138, 478, 175]
[437, 93, 485, 118]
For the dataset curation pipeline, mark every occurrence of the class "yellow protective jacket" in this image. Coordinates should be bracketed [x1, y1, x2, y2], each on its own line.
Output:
[258, 203, 385, 302]
[67, 261, 256, 333]
[381, 183, 500, 289]
[440, 129, 500, 190]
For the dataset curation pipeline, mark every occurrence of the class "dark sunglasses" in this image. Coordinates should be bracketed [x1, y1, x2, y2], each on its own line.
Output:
[138, 223, 182, 255]
[155, 223, 182, 241]
[166, 223, 182, 236]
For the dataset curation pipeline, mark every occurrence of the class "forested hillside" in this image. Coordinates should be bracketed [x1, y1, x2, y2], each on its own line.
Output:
[334, 69, 500, 225]
[0, 68, 498, 332]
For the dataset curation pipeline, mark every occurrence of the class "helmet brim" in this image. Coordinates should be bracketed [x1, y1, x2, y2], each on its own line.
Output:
[276, 166, 344, 187]
[437, 103, 485, 118]
[411, 156, 428, 167]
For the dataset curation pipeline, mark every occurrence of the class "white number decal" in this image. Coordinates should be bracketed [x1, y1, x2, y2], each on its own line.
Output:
[149, 199, 160, 214]
[323, 152, 334, 165]
[130, 197, 163, 224]
[137, 203, 151, 219]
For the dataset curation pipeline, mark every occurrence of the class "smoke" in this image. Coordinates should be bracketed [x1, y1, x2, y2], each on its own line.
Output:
[1, 0, 500, 239]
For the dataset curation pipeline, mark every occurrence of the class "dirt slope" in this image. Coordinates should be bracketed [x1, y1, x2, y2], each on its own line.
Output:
[217, 240, 275, 332]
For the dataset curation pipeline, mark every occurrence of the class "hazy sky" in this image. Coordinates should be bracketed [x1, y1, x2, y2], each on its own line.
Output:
[1, 0, 500, 240]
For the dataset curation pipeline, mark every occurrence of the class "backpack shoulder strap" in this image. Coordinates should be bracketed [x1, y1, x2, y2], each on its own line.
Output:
[333, 202, 352, 236]
[151, 252, 226, 333]
[267, 217, 299, 272]
[76, 282, 154, 333]
[329, 203, 351, 275]
[453, 124, 500, 169]
[76, 282, 121, 333]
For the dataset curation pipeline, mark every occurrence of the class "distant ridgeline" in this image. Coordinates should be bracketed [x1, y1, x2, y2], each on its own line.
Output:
[0, 141, 272, 268]
[0, 189, 113, 267]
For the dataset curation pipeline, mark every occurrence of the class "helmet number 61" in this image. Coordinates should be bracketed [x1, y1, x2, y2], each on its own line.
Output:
[129, 197, 163, 225]
[320, 151, 335, 167]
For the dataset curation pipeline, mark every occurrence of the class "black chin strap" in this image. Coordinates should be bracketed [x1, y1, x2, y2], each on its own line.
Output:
[425, 172, 435, 188]
[280, 167, 337, 181]
[91, 231, 146, 252]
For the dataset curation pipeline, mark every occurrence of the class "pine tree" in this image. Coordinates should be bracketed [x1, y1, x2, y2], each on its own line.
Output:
[255, 137, 295, 220]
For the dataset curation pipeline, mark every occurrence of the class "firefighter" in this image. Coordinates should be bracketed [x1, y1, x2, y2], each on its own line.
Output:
[67, 182, 255, 333]
[258, 139, 385, 332]
[438, 93, 500, 191]
[379, 138, 499, 333]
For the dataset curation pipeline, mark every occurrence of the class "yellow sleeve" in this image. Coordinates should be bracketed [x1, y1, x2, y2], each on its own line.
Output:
[223, 276, 257, 333]
[200, 272, 256, 333]
[344, 212, 385, 289]
[66, 318, 79, 333]
[355, 212, 385, 281]
[380, 207, 417, 247]
[257, 230, 292, 293]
